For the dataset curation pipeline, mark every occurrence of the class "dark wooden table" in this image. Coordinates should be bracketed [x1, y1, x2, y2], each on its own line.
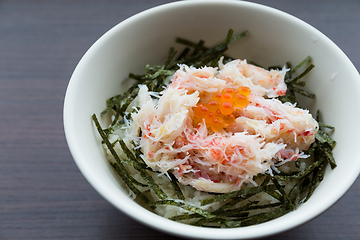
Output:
[1, 0, 359, 239]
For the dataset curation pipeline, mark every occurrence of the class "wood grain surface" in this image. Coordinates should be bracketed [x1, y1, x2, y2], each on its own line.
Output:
[0, 0, 359, 239]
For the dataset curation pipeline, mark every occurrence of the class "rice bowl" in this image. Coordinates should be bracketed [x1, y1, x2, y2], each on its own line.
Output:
[63, 1, 360, 239]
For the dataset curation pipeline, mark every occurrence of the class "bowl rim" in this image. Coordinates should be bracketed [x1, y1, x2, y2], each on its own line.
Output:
[64, 0, 360, 239]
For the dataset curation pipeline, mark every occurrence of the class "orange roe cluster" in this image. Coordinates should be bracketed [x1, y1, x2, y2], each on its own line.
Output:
[193, 86, 251, 131]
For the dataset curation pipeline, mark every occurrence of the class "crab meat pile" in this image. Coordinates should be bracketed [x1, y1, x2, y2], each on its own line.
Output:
[127, 59, 318, 193]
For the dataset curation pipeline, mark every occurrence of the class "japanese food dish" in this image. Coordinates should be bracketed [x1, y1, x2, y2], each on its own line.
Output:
[92, 29, 336, 227]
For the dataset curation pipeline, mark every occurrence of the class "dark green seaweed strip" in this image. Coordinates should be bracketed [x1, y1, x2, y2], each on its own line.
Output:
[224, 207, 289, 228]
[118, 139, 148, 169]
[110, 110, 121, 127]
[106, 143, 147, 188]
[110, 162, 151, 205]
[115, 88, 140, 117]
[284, 62, 292, 79]
[143, 62, 176, 92]
[201, 185, 278, 206]
[319, 143, 337, 169]
[220, 202, 283, 218]
[287, 64, 315, 85]
[104, 108, 139, 136]
[149, 200, 217, 219]
[292, 191, 302, 209]
[273, 169, 301, 177]
[115, 58, 175, 112]
[239, 207, 290, 227]
[138, 169, 168, 200]
[170, 211, 247, 228]
[168, 172, 185, 200]
[316, 130, 337, 150]
[213, 192, 258, 213]
[315, 109, 321, 122]
[175, 37, 206, 50]
[188, 30, 248, 66]
[129, 178, 148, 188]
[326, 150, 337, 169]
[131, 141, 143, 159]
[287, 170, 311, 202]
[279, 56, 315, 104]
[264, 189, 283, 202]
[118, 139, 168, 200]
[176, 47, 190, 61]
[192, 40, 205, 56]
[103, 120, 121, 136]
[101, 80, 141, 116]
[171, 198, 253, 222]
[170, 198, 248, 222]
[288, 85, 315, 99]
[314, 111, 337, 169]
[190, 217, 224, 227]
[289, 56, 311, 76]
[275, 157, 326, 182]
[271, 177, 294, 210]
[128, 73, 146, 81]
[144, 64, 162, 74]
[216, 200, 258, 217]
[261, 174, 272, 186]
[319, 122, 335, 130]
[127, 47, 177, 94]
[296, 176, 312, 202]
[101, 94, 124, 115]
[168, 29, 234, 69]
[169, 213, 202, 221]
[110, 162, 148, 187]
[214, 198, 243, 212]
[303, 161, 326, 203]
[229, 30, 249, 43]
[190, 216, 248, 228]
[163, 47, 177, 70]
[277, 90, 297, 104]
[209, 29, 234, 67]
[145, 69, 175, 80]
[118, 140, 143, 164]
[92, 114, 150, 204]
[286, 155, 327, 202]
[293, 80, 306, 87]
[214, 197, 249, 213]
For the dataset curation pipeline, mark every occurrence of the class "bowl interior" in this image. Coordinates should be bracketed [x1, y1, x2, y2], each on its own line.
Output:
[64, 1, 360, 239]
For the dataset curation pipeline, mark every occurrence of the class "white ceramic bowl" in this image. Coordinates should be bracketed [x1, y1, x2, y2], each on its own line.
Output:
[64, 1, 360, 239]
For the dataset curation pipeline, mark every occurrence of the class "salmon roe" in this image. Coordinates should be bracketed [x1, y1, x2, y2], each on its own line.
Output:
[193, 86, 251, 131]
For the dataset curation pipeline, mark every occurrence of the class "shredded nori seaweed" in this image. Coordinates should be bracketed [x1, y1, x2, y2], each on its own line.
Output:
[92, 114, 151, 204]
[92, 29, 336, 228]
[168, 172, 185, 200]
[200, 185, 279, 206]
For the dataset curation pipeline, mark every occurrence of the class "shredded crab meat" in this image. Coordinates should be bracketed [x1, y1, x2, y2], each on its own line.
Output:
[127, 59, 318, 193]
